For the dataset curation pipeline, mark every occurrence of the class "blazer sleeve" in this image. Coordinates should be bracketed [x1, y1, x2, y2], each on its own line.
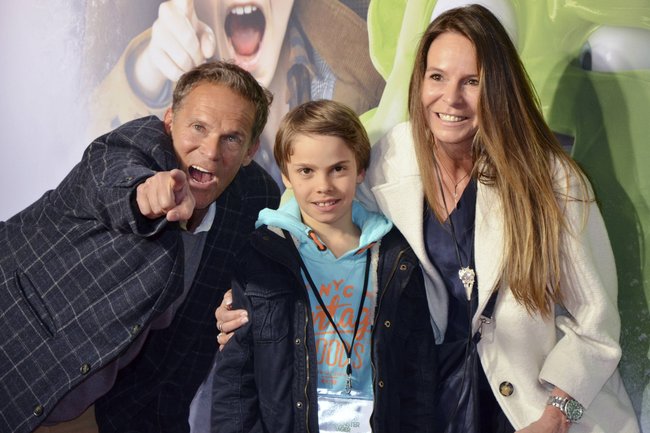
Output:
[212, 278, 265, 433]
[539, 161, 622, 407]
[55, 117, 176, 236]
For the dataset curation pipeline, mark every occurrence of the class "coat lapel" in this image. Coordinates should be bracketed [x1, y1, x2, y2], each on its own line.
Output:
[368, 170, 449, 342]
[473, 182, 506, 331]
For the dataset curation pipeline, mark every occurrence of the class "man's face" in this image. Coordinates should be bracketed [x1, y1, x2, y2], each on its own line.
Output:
[164, 82, 258, 221]
[207, 0, 295, 87]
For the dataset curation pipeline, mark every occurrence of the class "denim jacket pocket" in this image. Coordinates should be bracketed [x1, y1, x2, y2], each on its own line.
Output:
[249, 294, 292, 343]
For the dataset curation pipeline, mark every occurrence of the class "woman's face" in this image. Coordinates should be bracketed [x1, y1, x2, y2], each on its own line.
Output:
[420, 32, 480, 153]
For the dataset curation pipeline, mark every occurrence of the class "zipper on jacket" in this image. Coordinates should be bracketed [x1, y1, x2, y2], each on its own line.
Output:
[303, 301, 311, 433]
[370, 246, 409, 429]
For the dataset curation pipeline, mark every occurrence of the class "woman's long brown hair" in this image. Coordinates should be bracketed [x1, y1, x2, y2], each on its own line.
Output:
[408, 4, 589, 316]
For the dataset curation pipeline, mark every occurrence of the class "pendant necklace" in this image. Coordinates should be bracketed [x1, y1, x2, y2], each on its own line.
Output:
[436, 152, 471, 202]
[292, 241, 371, 394]
[434, 157, 476, 296]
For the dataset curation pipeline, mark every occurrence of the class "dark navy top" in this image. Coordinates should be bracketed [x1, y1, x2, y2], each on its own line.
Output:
[423, 179, 514, 433]
[424, 179, 478, 342]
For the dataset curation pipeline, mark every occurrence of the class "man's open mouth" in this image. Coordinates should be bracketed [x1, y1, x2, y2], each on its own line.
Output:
[189, 165, 215, 184]
[225, 5, 266, 57]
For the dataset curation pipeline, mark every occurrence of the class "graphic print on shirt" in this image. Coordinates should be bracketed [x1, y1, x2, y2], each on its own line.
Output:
[308, 273, 376, 398]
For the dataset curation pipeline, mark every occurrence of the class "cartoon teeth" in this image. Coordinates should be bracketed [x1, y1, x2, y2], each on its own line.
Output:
[231, 5, 258, 15]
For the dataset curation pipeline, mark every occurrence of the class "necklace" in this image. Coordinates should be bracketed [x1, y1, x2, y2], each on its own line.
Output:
[433, 159, 476, 297]
[435, 151, 471, 202]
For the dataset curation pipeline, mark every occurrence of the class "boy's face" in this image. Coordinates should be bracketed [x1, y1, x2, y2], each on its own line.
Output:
[282, 134, 365, 234]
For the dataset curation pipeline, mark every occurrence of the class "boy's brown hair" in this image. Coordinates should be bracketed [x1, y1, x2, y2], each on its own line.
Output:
[274, 100, 370, 176]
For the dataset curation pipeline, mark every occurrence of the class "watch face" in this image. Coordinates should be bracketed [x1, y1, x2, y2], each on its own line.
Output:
[565, 399, 585, 422]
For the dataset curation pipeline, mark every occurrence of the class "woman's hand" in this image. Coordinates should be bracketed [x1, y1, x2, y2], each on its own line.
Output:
[516, 404, 570, 433]
[215, 289, 248, 350]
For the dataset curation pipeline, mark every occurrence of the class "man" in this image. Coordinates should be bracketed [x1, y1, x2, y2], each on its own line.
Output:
[0, 61, 280, 433]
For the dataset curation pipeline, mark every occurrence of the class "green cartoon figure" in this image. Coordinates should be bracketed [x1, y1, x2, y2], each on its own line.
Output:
[363, 0, 650, 430]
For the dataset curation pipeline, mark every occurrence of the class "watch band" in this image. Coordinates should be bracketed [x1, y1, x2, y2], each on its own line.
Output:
[546, 395, 584, 423]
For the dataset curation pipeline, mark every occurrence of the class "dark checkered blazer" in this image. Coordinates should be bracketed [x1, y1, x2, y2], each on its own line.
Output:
[0, 116, 280, 433]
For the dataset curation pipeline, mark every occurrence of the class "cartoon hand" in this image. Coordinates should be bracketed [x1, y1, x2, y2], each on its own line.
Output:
[133, 0, 216, 99]
[136, 168, 196, 223]
[148, 0, 217, 80]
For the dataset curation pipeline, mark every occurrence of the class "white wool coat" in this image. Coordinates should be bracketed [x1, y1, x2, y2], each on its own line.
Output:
[357, 121, 639, 432]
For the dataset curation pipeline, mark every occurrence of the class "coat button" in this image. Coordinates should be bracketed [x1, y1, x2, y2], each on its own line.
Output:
[378, 380, 384, 388]
[80, 363, 91, 375]
[294, 338, 301, 345]
[499, 381, 514, 396]
[130, 324, 141, 335]
[33, 404, 44, 416]
[384, 320, 391, 328]
[296, 401, 303, 409]
[399, 264, 408, 271]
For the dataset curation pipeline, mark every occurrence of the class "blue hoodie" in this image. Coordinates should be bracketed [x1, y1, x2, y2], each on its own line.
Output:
[256, 197, 393, 430]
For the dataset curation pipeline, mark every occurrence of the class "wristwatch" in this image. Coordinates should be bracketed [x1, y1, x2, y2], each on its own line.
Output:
[546, 395, 585, 423]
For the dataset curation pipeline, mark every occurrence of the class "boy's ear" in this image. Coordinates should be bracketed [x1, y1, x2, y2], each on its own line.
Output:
[356, 168, 366, 184]
[281, 173, 293, 190]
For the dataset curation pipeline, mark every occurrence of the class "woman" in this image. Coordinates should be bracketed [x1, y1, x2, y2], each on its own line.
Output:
[356, 4, 638, 433]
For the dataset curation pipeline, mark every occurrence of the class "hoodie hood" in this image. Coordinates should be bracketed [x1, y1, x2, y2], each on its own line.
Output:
[256, 197, 393, 261]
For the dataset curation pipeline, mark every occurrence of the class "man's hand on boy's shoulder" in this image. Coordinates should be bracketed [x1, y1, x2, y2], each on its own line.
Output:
[136, 168, 195, 222]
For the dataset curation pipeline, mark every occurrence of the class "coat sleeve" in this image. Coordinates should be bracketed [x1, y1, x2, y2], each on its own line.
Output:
[398, 267, 441, 431]
[538, 161, 622, 407]
[212, 278, 265, 433]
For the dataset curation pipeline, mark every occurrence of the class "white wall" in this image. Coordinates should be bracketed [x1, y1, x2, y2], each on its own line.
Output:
[0, 1, 88, 220]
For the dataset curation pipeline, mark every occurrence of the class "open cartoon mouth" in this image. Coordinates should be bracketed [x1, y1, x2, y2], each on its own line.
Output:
[225, 5, 266, 58]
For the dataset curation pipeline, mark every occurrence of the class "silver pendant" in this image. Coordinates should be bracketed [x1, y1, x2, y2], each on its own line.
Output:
[459, 266, 475, 293]
[345, 374, 352, 394]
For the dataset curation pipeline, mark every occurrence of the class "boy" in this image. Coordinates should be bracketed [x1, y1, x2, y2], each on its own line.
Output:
[212, 100, 438, 433]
